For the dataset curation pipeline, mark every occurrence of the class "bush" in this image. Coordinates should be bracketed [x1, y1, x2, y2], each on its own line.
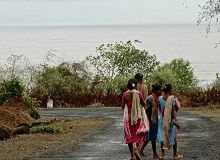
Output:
[0, 76, 24, 103]
[87, 40, 159, 95]
[22, 93, 40, 111]
[30, 125, 63, 133]
[148, 58, 198, 93]
[165, 58, 198, 92]
[210, 73, 220, 91]
[148, 65, 178, 87]
[32, 62, 90, 98]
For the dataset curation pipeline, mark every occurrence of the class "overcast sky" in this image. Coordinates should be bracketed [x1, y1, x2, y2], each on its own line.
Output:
[0, 0, 207, 26]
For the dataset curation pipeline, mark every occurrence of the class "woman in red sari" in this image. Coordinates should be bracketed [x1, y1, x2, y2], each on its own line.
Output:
[122, 78, 149, 160]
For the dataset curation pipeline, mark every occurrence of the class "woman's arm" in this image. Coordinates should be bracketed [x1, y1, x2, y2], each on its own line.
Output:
[140, 96, 146, 108]
[121, 97, 125, 109]
[172, 105, 180, 129]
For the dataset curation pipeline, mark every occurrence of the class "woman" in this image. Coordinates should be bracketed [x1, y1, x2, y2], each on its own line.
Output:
[158, 84, 183, 160]
[139, 84, 162, 159]
[134, 73, 148, 100]
[121, 78, 149, 160]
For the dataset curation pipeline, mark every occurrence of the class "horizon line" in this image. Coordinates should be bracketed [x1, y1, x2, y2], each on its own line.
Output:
[0, 23, 206, 28]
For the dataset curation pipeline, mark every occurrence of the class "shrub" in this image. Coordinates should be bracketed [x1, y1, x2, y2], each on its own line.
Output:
[148, 58, 198, 93]
[148, 65, 178, 87]
[30, 125, 63, 133]
[165, 58, 198, 92]
[87, 40, 159, 95]
[22, 93, 40, 111]
[210, 73, 220, 91]
[0, 76, 24, 103]
[32, 62, 90, 98]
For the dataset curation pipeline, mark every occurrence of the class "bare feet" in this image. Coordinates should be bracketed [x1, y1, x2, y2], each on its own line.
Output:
[134, 150, 141, 160]
[139, 150, 147, 157]
[153, 154, 161, 159]
[173, 155, 183, 160]
[130, 156, 136, 160]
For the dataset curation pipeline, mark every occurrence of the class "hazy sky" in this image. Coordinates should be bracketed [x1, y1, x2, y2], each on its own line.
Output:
[0, 0, 207, 26]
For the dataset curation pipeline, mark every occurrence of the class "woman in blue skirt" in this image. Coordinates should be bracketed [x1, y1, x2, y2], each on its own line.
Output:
[138, 84, 162, 159]
[158, 84, 183, 160]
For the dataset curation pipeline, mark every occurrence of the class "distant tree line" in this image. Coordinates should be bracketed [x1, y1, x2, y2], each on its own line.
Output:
[0, 40, 219, 108]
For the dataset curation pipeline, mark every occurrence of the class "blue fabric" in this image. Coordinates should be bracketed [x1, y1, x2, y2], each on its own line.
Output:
[143, 118, 158, 141]
[143, 95, 158, 141]
[158, 96, 176, 147]
[146, 95, 153, 106]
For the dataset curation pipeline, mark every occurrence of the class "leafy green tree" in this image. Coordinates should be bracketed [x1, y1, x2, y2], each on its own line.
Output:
[148, 58, 198, 93]
[0, 76, 25, 103]
[33, 62, 90, 97]
[148, 65, 179, 89]
[165, 58, 198, 90]
[87, 40, 159, 94]
[87, 40, 159, 80]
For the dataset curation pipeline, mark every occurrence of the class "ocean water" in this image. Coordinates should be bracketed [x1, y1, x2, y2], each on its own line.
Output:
[0, 24, 219, 85]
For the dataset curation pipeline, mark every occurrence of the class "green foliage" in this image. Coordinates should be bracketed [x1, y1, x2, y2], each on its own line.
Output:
[87, 40, 159, 78]
[87, 40, 159, 94]
[30, 125, 63, 133]
[148, 65, 178, 87]
[167, 59, 197, 84]
[148, 58, 198, 93]
[113, 74, 133, 94]
[209, 73, 220, 91]
[0, 76, 25, 102]
[22, 93, 40, 111]
[166, 58, 198, 92]
[33, 62, 90, 97]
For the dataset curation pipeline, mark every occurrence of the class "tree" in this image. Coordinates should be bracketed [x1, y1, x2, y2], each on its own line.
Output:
[87, 40, 159, 94]
[197, 0, 220, 46]
[33, 62, 90, 97]
[0, 76, 25, 103]
[0, 54, 35, 88]
[148, 65, 178, 89]
[148, 58, 198, 93]
[165, 58, 198, 89]
[87, 40, 159, 78]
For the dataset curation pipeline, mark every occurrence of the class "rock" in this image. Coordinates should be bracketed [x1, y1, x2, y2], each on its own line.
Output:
[0, 127, 10, 140]
[30, 110, 41, 119]
[13, 123, 31, 135]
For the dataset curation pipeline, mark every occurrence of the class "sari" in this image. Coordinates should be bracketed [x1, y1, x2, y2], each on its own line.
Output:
[123, 90, 149, 144]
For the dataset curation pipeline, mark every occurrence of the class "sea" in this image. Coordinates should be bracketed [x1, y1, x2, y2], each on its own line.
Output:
[0, 24, 219, 86]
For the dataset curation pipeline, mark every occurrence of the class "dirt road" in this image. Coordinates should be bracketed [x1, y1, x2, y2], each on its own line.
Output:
[25, 107, 220, 160]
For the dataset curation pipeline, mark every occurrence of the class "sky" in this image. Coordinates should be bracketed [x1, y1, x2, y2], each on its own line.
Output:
[0, 0, 207, 26]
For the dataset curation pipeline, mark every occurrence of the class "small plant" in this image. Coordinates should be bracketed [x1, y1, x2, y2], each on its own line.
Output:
[211, 73, 220, 92]
[30, 125, 63, 133]
[0, 76, 24, 103]
[22, 93, 40, 112]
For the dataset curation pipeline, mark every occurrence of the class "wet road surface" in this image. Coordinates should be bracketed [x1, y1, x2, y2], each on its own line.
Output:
[26, 108, 220, 160]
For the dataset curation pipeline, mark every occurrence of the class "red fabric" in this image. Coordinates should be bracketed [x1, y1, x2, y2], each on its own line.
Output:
[152, 92, 161, 113]
[122, 92, 143, 144]
[152, 93, 159, 105]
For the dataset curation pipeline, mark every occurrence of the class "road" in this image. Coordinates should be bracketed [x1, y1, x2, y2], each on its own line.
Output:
[26, 107, 220, 160]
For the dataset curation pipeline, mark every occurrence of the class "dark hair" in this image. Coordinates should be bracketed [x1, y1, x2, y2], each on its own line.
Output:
[152, 84, 162, 93]
[163, 84, 172, 93]
[134, 73, 143, 81]
[127, 78, 138, 90]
